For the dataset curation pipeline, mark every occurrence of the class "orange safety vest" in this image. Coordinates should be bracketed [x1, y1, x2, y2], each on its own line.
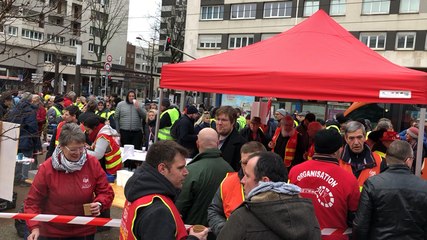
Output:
[220, 172, 245, 219]
[120, 194, 188, 240]
[271, 127, 299, 167]
[421, 158, 427, 180]
[339, 152, 382, 188]
[55, 121, 85, 146]
[95, 133, 122, 175]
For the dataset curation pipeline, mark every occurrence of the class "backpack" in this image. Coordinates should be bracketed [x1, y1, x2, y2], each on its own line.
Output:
[170, 117, 182, 140]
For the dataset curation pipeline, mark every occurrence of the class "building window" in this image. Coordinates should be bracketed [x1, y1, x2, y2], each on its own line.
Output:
[22, 29, 43, 41]
[44, 53, 54, 62]
[360, 32, 386, 50]
[136, 53, 142, 58]
[396, 32, 416, 50]
[135, 63, 141, 70]
[201, 5, 224, 20]
[399, 0, 419, 13]
[231, 4, 256, 19]
[304, 1, 320, 17]
[263, 2, 292, 18]
[47, 34, 65, 44]
[330, 0, 346, 15]
[199, 35, 222, 49]
[362, 0, 390, 14]
[8, 26, 18, 36]
[69, 39, 76, 46]
[229, 34, 254, 49]
[88, 43, 95, 52]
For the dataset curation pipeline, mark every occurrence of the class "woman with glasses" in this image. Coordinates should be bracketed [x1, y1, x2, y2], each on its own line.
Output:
[25, 123, 114, 240]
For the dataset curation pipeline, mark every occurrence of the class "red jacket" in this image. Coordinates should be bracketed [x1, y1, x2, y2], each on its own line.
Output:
[24, 154, 114, 238]
[289, 159, 360, 240]
[36, 105, 47, 123]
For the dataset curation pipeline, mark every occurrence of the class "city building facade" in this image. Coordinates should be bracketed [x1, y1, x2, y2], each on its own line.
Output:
[0, 0, 130, 96]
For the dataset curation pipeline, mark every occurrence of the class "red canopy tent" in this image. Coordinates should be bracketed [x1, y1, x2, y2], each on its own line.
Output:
[160, 10, 427, 105]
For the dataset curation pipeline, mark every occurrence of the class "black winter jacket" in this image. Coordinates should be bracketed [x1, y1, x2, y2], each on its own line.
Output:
[220, 128, 247, 171]
[124, 162, 198, 240]
[353, 165, 427, 240]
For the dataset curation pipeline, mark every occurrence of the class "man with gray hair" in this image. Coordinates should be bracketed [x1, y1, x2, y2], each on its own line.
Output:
[339, 121, 382, 188]
[353, 140, 427, 239]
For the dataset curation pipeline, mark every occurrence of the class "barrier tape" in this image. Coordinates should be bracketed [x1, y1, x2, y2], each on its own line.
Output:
[1, 212, 352, 235]
[0, 213, 120, 227]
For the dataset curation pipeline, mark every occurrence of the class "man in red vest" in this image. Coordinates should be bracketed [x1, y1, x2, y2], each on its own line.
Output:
[269, 115, 305, 171]
[207, 141, 266, 236]
[120, 140, 208, 240]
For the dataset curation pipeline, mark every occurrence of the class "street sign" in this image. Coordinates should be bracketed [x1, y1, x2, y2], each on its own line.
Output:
[104, 62, 111, 72]
[106, 54, 112, 62]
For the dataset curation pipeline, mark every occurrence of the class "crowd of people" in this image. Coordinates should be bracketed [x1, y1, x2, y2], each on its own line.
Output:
[3, 89, 427, 239]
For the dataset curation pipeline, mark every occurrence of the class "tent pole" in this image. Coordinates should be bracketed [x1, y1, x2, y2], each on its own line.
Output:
[154, 89, 164, 143]
[295, 0, 300, 25]
[415, 107, 426, 177]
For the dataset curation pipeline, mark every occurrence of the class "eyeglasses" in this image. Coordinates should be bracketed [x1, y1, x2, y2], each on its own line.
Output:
[64, 146, 86, 153]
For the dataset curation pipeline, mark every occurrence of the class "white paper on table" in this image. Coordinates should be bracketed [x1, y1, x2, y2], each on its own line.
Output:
[0, 121, 20, 201]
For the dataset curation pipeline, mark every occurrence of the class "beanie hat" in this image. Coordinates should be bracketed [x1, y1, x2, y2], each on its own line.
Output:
[314, 129, 343, 154]
[407, 127, 419, 139]
[53, 96, 64, 103]
[186, 105, 198, 114]
[275, 108, 287, 117]
[161, 98, 170, 108]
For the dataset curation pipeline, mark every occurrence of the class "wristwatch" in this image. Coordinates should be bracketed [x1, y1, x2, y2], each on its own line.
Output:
[96, 202, 102, 210]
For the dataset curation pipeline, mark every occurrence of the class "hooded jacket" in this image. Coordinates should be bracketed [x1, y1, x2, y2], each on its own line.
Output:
[124, 162, 198, 240]
[217, 183, 321, 240]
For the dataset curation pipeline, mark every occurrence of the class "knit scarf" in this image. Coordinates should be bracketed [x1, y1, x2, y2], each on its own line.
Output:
[88, 123, 105, 143]
[51, 146, 87, 173]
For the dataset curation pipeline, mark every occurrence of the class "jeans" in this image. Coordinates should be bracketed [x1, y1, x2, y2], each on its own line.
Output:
[15, 149, 33, 182]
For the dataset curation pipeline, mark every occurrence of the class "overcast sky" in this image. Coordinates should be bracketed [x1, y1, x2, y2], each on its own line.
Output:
[127, 0, 159, 46]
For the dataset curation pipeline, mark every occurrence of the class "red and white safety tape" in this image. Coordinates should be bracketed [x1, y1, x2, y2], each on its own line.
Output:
[1, 212, 352, 235]
[0, 213, 120, 227]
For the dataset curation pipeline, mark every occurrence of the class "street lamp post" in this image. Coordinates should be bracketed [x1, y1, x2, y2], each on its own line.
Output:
[136, 36, 156, 100]
[149, 38, 155, 100]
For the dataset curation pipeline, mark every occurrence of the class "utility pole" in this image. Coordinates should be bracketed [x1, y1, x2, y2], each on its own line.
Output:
[54, 54, 60, 94]
[75, 41, 82, 96]
[149, 38, 155, 100]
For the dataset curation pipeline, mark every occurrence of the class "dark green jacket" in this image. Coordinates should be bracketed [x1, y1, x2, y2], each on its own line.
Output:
[176, 148, 233, 226]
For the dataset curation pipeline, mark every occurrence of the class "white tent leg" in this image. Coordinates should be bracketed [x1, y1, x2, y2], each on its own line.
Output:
[415, 107, 426, 177]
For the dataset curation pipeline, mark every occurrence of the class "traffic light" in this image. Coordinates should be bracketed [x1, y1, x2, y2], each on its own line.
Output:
[101, 75, 106, 87]
[165, 37, 171, 51]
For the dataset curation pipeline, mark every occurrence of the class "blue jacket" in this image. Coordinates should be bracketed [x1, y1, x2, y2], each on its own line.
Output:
[8, 100, 38, 151]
